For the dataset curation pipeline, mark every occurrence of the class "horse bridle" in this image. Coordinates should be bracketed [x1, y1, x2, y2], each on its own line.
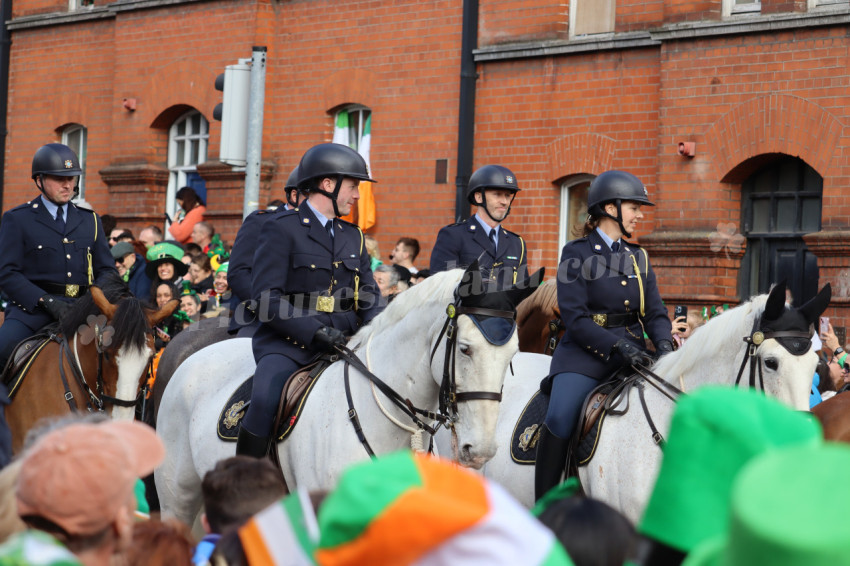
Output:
[734, 323, 813, 392]
[335, 299, 515, 458]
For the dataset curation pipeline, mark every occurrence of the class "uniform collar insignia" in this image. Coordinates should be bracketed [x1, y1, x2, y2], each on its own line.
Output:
[303, 217, 310, 224]
[594, 244, 601, 250]
[469, 224, 476, 230]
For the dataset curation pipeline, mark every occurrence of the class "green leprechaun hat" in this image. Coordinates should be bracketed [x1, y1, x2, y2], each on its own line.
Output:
[683, 442, 850, 566]
[637, 387, 822, 556]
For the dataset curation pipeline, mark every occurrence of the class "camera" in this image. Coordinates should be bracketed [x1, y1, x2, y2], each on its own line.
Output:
[674, 305, 688, 320]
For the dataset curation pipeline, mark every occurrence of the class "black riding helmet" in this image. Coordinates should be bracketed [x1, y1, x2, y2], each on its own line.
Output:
[285, 164, 302, 209]
[466, 164, 521, 223]
[587, 170, 654, 239]
[298, 143, 375, 217]
[31, 143, 82, 200]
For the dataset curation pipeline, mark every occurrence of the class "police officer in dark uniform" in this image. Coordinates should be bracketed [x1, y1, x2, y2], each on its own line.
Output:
[535, 170, 674, 500]
[227, 165, 304, 337]
[430, 165, 528, 288]
[236, 144, 384, 457]
[0, 143, 114, 467]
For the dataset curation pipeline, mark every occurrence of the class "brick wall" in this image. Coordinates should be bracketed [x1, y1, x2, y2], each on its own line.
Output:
[479, 0, 568, 46]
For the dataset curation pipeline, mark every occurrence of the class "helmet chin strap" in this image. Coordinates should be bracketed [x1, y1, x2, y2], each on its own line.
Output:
[599, 199, 632, 239]
[33, 175, 79, 206]
[313, 177, 344, 217]
[477, 191, 515, 224]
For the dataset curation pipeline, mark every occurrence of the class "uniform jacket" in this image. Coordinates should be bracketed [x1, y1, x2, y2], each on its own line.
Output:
[0, 198, 115, 331]
[550, 229, 672, 379]
[429, 216, 528, 287]
[227, 208, 279, 333]
[251, 205, 384, 364]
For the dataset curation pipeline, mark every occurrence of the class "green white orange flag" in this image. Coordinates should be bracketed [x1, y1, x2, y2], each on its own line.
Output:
[239, 488, 319, 565]
[355, 115, 376, 231]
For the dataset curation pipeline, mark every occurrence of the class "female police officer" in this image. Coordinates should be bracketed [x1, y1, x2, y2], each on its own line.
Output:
[535, 170, 674, 500]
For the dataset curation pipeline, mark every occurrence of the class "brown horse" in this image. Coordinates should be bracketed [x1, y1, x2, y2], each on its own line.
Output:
[812, 392, 850, 442]
[5, 275, 177, 453]
[516, 278, 561, 354]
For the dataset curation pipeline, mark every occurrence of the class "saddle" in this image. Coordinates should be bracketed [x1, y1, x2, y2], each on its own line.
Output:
[218, 357, 332, 442]
[2, 327, 58, 399]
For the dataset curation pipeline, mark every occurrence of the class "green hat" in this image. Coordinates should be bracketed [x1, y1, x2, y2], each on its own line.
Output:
[639, 387, 822, 554]
[215, 261, 229, 275]
[145, 242, 188, 279]
[684, 443, 850, 566]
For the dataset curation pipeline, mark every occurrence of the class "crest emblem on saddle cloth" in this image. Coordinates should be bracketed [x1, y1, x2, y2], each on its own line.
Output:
[223, 400, 246, 429]
[518, 423, 540, 452]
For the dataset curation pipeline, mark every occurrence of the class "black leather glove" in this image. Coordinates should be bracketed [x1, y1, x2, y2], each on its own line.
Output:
[312, 326, 347, 353]
[612, 339, 650, 368]
[655, 340, 675, 357]
[40, 295, 71, 321]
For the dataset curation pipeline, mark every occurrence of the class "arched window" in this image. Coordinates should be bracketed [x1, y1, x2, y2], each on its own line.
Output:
[166, 110, 209, 221]
[332, 105, 371, 152]
[740, 155, 822, 303]
[558, 174, 594, 251]
[61, 124, 87, 200]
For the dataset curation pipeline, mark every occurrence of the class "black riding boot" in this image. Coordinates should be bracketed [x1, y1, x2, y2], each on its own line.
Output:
[534, 424, 571, 501]
[235, 426, 270, 459]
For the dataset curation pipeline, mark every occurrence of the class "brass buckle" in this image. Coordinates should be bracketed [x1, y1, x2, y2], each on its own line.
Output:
[316, 296, 335, 313]
[591, 314, 607, 327]
[65, 284, 80, 298]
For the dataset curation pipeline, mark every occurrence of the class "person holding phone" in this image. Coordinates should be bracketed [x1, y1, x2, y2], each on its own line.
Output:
[535, 170, 674, 501]
[167, 186, 206, 244]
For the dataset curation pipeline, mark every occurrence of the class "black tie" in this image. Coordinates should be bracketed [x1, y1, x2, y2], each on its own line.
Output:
[489, 229, 497, 253]
[611, 241, 620, 252]
[55, 206, 66, 234]
[325, 221, 334, 241]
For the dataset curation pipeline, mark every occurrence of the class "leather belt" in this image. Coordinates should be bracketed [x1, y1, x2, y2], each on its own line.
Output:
[591, 311, 640, 328]
[288, 294, 354, 314]
[38, 282, 88, 298]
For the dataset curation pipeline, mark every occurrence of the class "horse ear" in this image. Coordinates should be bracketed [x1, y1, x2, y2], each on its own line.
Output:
[798, 283, 832, 327]
[91, 286, 117, 319]
[763, 281, 787, 321]
[149, 299, 180, 327]
[457, 259, 484, 300]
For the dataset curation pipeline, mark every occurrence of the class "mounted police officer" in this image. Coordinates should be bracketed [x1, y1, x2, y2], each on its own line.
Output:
[0, 143, 115, 468]
[227, 165, 304, 337]
[430, 165, 528, 288]
[236, 144, 384, 457]
[535, 170, 673, 500]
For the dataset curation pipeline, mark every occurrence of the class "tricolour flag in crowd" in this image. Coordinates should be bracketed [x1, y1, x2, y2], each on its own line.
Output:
[334, 110, 376, 231]
[239, 488, 319, 566]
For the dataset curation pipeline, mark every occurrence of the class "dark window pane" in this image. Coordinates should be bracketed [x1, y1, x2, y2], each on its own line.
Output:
[801, 198, 821, 232]
[775, 198, 796, 232]
[803, 165, 823, 194]
[748, 240, 761, 297]
[777, 160, 800, 192]
[753, 169, 773, 194]
[751, 199, 770, 232]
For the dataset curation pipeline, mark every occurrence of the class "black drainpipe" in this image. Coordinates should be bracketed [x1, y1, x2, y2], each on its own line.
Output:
[0, 0, 11, 211]
[454, 0, 478, 222]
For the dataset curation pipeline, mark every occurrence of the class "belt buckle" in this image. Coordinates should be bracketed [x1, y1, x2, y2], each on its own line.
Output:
[316, 295, 335, 313]
[65, 284, 80, 298]
[591, 314, 607, 327]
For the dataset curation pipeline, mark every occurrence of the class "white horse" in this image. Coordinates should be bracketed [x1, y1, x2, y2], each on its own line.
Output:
[462, 283, 829, 524]
[155, 269, 530, 526]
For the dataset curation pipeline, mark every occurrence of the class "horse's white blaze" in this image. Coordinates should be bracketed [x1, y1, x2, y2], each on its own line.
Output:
[155, 270, 518, 526]
[112, 344, 151, 421]
[450, 294, 819, 524]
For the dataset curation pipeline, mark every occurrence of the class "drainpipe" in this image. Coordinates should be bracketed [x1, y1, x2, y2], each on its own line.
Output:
[0, 0, 11, 210]
[454, 0, 478, 222]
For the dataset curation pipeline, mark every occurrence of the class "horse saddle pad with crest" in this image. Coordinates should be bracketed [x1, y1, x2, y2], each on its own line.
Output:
[510, 380, 617, 466]
[2, 331, 57, 399]
[217, 360, 329, 442]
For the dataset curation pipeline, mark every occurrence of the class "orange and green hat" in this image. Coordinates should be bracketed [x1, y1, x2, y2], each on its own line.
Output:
[684, 443, 850, 566]
[639, 387, 822, 555]
[316, 451, 572, 566]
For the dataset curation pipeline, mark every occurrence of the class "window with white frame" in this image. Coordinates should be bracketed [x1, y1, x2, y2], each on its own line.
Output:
[723, 0, 761, 17]
[558, 174, 594, 251]
[68, 0, 94, 10]
[61, 125, 87, 201]
[332, 106, 371, 152]
[570, 0, 615, 37]
[166, 110, 209, 222]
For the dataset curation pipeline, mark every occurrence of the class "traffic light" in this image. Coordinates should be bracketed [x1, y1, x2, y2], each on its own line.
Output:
[213, 62, 251, 167]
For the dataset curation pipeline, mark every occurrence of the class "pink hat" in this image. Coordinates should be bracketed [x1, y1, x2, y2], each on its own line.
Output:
[16, 421, 165, 536]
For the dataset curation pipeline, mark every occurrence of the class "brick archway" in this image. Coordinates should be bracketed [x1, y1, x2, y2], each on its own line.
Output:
[546, 132, 617, 183]
[321, 68, 379, 113]
[704, 94, 843, 181]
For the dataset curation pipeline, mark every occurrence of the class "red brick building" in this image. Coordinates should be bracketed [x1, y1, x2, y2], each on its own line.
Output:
[4, 0, 850, 330]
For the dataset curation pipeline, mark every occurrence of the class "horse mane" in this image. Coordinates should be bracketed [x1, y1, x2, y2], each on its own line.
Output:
[60, 272, 153, 352]
[348, 269, 465, 349]
[516, 279, 557, 327]
[652, 294, 768, 380]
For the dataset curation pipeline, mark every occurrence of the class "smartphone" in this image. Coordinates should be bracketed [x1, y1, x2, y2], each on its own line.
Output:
[674, 305, 688, 320]
[163, 211, 173, 224]
[820, 316, 830, 336]
[156, 327, 170, 339]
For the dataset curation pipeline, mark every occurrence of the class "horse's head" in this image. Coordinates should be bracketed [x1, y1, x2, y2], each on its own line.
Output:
[753, 281, 831, 410]
[445, 263, 544, 468]
[90, 286, 178, 419]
